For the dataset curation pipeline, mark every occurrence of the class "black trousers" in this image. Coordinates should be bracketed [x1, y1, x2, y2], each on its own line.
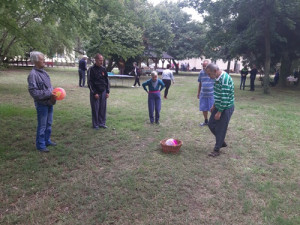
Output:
[133, 76, 140, 86]
[162, 79, 171, 97]
[250, 77, 255, 90]
[208, 106, 234, 151]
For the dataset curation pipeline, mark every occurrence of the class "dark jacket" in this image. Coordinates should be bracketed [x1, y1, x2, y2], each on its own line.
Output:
[27, 67, 55, 105]
[88, 64, 110, 94]
[241, 68, 249, 76]
[79, 58, 87, 71]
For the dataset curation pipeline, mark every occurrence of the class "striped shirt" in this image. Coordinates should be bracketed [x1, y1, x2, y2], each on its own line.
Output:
[198, 69, 215, 97]
[214, 71, 234, 112]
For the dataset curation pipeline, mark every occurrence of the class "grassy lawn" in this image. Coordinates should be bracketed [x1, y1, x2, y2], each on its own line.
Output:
[0, 67, 300, 225]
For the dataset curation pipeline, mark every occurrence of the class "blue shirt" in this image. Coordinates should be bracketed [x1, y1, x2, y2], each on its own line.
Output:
[198, 69, 215, 97]
[142, 79, 165, 92]
[79, 58, 87, 71]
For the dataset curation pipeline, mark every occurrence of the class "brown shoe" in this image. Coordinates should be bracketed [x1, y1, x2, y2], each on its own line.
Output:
[208, 151, 220, 157]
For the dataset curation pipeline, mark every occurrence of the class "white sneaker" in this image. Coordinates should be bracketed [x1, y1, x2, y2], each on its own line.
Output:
[131, 86, 135, 88]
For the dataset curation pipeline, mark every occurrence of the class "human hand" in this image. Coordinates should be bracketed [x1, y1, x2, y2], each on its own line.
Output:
[214, 111, 221, 120]
[210, 105, 215, 113]
[197, 93, 199, 99]
[95, 94, 99, 99]
[106, 93, 109, 98]
[50, 94, 56, 104]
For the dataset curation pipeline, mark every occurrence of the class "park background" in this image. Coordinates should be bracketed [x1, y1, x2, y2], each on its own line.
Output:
[1, 0, 300, 224]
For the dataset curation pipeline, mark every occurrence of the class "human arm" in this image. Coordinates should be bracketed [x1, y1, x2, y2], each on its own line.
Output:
[142, 80, 149, 93]
[197, 82, 201, 99]
[159, 80, 165, 91]
[27, 72, 52, 101]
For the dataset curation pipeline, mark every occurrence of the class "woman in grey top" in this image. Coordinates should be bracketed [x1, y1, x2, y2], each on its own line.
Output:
[161, 64, 175, 99]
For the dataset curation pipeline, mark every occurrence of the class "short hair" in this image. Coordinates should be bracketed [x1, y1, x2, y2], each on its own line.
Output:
[133, 62, 137, 66]
[151, 71, 158, 77]
[167, 64, 171, 69]
[203, 59, 210, 64]
[94, 53, 103, 59]
[30, 51, 43, 63]
[206, 63, 219, 71]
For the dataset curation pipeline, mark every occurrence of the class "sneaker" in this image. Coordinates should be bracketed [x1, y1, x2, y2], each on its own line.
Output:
[93, 126, 99, 130]
[155, 121, 160, 125]
[200, 122, 208, 126]
[208, 151, 220, 157]
[38, 148, 49, 153]
[99, 125, 108, 129]
[131, 86, 135, 88]
[46, 142, 57, 147]
[222, 142, 227, 148]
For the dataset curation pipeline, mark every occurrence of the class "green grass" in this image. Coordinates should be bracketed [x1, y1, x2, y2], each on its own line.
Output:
[0, 68, 300, 225]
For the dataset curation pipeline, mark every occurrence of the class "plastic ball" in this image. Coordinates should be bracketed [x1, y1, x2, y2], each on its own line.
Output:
[165, 138, 178, 146]
[52, 87, 66, 100]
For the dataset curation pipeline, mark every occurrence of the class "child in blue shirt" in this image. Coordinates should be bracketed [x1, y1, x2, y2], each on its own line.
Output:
[142, 71, 165, 124]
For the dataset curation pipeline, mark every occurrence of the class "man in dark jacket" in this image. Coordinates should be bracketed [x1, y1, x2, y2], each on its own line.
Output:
[240, 66, 249, 90]
[27, 51, 57, 152]
[78, 55, 88, 87]
[131, 62, 141, 87]
[249, 65, 258, 91]
[88, 54, 110, 129]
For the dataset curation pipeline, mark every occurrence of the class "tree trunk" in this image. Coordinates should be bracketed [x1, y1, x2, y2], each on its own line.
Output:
[279, 51, 292, 87]
[226, 60, 231, 74]
[172, 59, 179, 74]
[263, 0, 271, 94]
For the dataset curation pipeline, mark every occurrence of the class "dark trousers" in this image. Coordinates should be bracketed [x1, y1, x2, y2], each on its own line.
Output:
[240, 76, 246, 90]
[148, 92, 161, 123]
[208, 106, 234, 151]
[162, 79, 171, 98]
[133, 76, 140, 86]
[90, 91, 107, 128]
[250, 77, 255, 90]
[78, 69, 86, 87]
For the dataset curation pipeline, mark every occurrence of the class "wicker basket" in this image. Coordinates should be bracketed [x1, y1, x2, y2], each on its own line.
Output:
[160, 139, 183, 153]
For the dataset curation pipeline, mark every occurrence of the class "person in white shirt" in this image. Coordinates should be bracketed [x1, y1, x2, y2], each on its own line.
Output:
[161, 64, 175, 99]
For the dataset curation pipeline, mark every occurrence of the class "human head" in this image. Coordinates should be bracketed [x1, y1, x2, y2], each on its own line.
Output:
[253, 64, 256, 69]
[151, 71, 158, 81]
[202, 59, 210, 69]
[205, 63, 220, 79]
[82, 55, 88, 60]
[167, 64, 171, 69]
[30, 51, 45, 69]
[133, 62, 137, 67]
[94, 54, 104, 67]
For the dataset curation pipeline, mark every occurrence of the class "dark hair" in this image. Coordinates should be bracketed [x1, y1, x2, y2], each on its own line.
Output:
[167, 64, 171, 69]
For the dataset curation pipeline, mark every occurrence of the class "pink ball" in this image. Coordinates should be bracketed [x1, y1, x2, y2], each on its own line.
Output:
[166, 138, 178, 146]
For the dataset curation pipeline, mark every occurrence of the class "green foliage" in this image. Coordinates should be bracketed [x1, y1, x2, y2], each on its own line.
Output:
[0, 0, 86, 62]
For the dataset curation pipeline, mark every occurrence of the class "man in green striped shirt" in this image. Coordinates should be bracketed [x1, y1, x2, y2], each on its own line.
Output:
[205, 63, 235, 157]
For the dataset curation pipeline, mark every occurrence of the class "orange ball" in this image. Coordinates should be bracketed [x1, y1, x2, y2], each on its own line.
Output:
[52, 87, 66, 100]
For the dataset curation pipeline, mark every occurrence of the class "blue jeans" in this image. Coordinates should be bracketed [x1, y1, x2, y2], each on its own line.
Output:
[148, 92, 161, 123]
[35, 102, 53, 150]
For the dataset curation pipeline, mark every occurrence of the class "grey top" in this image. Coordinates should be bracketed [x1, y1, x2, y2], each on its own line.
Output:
[161, 69, 174, 81]
[27, 67, 54, 105]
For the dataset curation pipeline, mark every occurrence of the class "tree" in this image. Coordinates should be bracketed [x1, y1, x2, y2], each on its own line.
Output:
[0, 0, 86, 64]
[188, 0, 300, 93]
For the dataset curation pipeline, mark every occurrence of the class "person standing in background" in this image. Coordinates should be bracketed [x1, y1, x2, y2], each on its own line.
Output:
[161, 64, 175, 99]
[240, 66, 248, 90]
[197, 59, 215, 126]
[78, 55, 88, 87]
[249, 65, 258, 91]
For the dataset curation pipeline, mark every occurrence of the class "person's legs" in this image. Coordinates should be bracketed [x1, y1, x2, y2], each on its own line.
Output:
[250, 78, 255, 90]
[133, 77, 138, 87]
[98, 91, 107, 126]
[78, 69, 82, 87]
[35, 103, 49, 150]
[148, 93, 155, 123]
[154, 93, 161, 123]
[243, 77, 247, 90]
[90, 93, 100, 128]
[45, 105, 53, 146]
[163, 79, 171, 98]
[82, 70, 86, 87]
[137, 77, 140, 86]
[212, 106, 234, 150]
[240, 76, 243, 90]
